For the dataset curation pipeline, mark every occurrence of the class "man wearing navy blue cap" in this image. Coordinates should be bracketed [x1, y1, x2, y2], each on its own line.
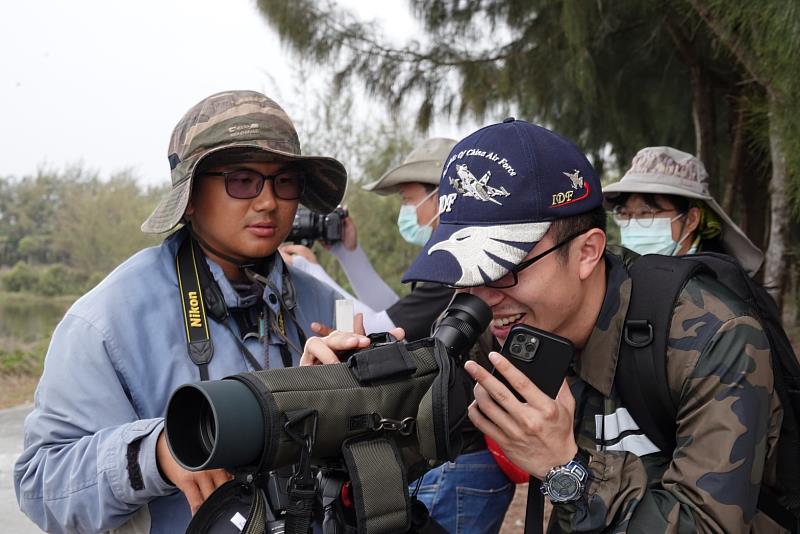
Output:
[397, 119, 785, 532]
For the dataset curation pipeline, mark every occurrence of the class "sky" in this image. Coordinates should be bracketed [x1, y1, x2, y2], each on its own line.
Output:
[0, 0, 461, 186]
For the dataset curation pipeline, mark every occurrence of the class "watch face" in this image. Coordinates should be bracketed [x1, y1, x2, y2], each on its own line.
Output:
[550, 473, 579, 500]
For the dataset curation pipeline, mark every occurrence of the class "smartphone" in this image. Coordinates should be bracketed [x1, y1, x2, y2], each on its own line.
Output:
[491, 324, 574, 401]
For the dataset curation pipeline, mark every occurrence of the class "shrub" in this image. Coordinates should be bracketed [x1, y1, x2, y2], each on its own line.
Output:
[34, 264, 87, 296]
[1, 262, 38, 292]
[0, 262, 87, 296]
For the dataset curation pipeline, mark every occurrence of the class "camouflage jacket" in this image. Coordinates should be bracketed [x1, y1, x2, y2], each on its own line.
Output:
[551, 250, 784, 533]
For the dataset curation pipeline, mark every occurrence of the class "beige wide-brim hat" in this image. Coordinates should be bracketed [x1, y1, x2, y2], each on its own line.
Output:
[604, 146, 764, 275]
[362, 137, 457, 195]
[141, 90, 347, 234]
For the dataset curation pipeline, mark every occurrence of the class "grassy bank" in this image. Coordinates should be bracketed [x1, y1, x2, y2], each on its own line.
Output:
[0, 291, 76, 408]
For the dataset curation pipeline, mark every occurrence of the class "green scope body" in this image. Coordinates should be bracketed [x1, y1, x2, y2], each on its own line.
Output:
[165, 293, 491, 473]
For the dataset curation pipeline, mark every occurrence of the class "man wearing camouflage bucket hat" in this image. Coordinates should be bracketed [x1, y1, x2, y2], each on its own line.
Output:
[15, 90, 360, 533]
[142, 90, 347, 233]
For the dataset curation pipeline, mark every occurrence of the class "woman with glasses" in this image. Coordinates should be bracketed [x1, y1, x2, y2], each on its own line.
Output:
[603, 146, 763, 275]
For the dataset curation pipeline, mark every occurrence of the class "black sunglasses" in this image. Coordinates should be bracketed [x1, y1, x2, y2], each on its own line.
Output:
[202, 168, 305, 200]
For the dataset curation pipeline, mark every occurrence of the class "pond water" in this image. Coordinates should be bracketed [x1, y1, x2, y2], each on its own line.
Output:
[0, 294, 73, 343]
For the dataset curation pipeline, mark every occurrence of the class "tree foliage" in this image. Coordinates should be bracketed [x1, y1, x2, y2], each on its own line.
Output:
[0, 83, 426, 299]
[258, 1, 704, 172]
[290, 80, 421, 295]
[256, 0, 800, 206]
[0, 169, 165, 294]
[256, 0, 800, 309]
[52, 173, 165, 274]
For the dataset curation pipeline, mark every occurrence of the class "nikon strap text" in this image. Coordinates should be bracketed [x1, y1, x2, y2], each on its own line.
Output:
[177, 238, 214, 381]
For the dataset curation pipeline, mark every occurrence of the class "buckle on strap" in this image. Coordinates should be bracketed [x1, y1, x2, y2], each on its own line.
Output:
[623, 320, 653, 348]
[283, 411, 319, 534]
[369, 414, 416, 436]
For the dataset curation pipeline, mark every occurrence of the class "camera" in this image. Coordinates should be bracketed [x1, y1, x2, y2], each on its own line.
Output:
[165, 293, 490, 533]
[287, 205, 348, 246]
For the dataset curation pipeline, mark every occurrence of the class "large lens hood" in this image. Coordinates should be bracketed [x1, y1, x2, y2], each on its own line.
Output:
[166, 378, 269, 471]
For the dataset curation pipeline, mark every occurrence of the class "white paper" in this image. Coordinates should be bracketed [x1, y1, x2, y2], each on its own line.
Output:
[229, 511, 247, 531]
[335, 299, 355, 332]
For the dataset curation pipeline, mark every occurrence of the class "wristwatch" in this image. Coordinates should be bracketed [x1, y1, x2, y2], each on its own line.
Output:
[540, 451, 589, 504]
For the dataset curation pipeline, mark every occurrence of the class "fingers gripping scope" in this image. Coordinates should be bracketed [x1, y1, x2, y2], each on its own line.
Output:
[165, 293, 491, 473]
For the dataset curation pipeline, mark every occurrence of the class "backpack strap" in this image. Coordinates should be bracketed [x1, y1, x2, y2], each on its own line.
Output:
[616, 254, 709, 453]
[620, 252, 800, 530]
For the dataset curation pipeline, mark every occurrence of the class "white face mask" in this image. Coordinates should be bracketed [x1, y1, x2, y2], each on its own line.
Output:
[620, 213, 688, 256]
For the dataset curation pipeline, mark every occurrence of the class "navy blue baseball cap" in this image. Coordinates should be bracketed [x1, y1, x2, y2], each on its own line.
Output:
[402, 118, 602, 287]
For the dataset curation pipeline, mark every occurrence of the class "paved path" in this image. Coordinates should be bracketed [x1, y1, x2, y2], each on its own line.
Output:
[0, 404, 43, 533]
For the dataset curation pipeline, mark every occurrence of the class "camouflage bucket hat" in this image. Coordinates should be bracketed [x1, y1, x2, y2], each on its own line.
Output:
[141, 90, 347, 233]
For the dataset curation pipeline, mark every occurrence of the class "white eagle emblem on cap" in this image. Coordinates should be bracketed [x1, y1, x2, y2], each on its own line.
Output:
[428, 223, 550, 286]
[449, 164, 510, 205]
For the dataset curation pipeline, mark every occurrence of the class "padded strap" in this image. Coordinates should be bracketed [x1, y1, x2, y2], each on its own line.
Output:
[617, 255, 707, 453]
[342, 436, 410, 534]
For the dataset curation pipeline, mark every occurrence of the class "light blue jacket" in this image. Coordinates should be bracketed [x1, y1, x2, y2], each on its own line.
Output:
[14, 230, 340, 533]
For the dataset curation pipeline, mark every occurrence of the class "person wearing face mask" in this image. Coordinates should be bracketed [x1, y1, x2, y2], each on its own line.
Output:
[604, 146, 764, 275]
[396, 181, 440, 245]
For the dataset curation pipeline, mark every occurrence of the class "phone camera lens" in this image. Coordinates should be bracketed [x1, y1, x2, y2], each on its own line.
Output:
[525, 342, 536, 353]
[511, 344, 521, 354]
[515, 334, 526, 343]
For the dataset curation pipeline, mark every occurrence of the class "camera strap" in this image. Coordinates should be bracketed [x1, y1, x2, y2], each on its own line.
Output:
[177, 235, 310, 378]
[176, 237, 215, 381]
[176, 237, 265, 378]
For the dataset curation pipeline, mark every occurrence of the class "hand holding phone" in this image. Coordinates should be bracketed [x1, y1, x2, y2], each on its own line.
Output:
[491, 324, 574, 401]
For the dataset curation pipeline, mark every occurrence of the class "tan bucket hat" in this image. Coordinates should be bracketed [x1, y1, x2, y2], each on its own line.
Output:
[362, 137, 457, 195]
[604, 146, 764, 275]
[141, 90, 347, 233]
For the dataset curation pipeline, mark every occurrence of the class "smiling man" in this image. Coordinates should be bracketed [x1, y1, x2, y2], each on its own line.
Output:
[398, 119, 786, 532]
[15, 90, 347, 533]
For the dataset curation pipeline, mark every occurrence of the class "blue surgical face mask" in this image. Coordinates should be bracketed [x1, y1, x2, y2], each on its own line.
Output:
[397, 188, 439, 246]
[620, 214, 688, 256]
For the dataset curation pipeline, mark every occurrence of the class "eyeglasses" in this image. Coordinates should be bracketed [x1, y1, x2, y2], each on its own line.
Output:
[201, 168, 305, 200]
[483, 228, 590, 289]
[612, 206, 680, 228]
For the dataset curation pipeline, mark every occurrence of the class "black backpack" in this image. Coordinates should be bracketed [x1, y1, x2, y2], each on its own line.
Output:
[617, 252, 800, 532]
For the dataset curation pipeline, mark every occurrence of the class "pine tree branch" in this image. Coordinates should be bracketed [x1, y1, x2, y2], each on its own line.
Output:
[313, 4, 516, 68]
[687, 0, 773, 93]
